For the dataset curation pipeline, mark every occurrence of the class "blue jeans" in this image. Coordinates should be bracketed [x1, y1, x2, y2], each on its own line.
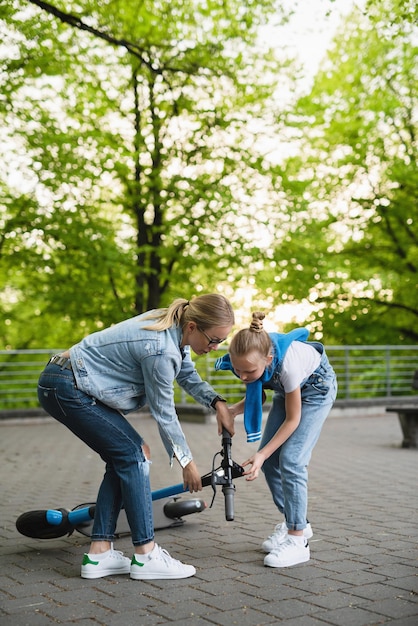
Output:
[260, 350, 337, 531]
[38, 362, 154, 546]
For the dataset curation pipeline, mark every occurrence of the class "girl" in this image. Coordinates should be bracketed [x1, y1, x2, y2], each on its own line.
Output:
[216, 312, 337, 568]
[38, 294, 234, 580]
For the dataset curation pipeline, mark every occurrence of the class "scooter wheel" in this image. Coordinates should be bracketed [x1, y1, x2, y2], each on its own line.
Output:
[16, 508, 72, 539]
[163, 498, 207, 519]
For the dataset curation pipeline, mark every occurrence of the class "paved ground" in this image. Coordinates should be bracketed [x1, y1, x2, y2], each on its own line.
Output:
[1, 408, 417, 626]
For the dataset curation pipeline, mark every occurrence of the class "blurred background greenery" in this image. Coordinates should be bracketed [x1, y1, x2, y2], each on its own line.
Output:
[1, 0, 417, 351]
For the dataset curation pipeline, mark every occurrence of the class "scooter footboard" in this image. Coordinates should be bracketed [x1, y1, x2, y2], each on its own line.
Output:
[72, 496, 207, 537]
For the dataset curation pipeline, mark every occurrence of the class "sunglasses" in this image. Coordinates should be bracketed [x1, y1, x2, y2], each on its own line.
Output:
[198, 328, 227, 346]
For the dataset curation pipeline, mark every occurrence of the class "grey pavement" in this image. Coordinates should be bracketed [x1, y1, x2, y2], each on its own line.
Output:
[1, 407, 417, 626]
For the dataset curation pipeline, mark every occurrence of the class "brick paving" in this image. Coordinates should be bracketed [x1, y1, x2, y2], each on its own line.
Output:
[1, 409, 417, 625]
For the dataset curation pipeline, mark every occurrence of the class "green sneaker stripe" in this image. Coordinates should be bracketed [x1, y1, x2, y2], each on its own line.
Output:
[82, 554, 100, 566]
[131, 555, 145, 567]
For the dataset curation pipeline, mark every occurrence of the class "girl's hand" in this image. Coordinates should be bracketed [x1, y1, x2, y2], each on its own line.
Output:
[241, 451, 266, 481]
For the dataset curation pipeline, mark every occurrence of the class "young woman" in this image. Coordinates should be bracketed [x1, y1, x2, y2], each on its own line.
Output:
[216, 312, 337, 568]
[38, 294, 234, 580]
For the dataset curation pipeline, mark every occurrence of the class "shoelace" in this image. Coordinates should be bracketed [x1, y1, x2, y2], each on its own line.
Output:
[267, 522, 286, 541]
[154, 546, 183, 568]
[109, 549, 127, 560]
[271, 522, 286, 535]
[271, 536, 301, 555]
[108, 543, 125, 560]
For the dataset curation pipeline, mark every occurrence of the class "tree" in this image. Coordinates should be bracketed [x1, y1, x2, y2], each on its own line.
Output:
[255, 0, 417, 344]
[0, 0, 293, 348]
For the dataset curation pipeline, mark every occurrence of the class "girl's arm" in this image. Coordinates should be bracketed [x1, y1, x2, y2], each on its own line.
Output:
[229, 389, 267, 420]
[241, 388, 302, 481]
[229, 397, 245, 418]
[260, 388, 301, 459]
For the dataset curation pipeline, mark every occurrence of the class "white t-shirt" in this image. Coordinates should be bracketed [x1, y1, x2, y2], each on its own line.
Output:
[280, 342, 321, 393]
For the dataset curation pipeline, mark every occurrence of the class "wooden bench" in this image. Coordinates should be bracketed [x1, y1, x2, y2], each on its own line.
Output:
[386, 370, 418, 449]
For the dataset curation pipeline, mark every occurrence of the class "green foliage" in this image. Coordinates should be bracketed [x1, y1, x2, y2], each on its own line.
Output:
[254, 0, 417, 344]
[0, 0, 291, 348]
[1, 0, 417, 351]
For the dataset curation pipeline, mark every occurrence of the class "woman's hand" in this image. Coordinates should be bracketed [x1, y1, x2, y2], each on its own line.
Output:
[241, 450, 266, 481]
[215, 401, 236, 436]
[182, 460, 202, 493]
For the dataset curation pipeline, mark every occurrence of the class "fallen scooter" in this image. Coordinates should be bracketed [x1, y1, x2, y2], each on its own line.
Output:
[16, 429, 244, 540]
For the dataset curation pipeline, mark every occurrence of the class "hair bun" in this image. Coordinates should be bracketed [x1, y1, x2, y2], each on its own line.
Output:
[250, 311, 265, 333]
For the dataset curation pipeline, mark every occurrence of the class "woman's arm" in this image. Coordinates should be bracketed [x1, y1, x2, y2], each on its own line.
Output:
[141, 354, 194, 467]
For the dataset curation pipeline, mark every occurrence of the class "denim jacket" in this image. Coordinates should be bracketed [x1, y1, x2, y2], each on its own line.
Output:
[69, 314, 219, 467]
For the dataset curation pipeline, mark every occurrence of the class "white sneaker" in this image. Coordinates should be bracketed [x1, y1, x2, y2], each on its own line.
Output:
[130, 544, 196, 580]
[264, 536, 310, 568]
[262, 521, 313, 553]
[81, 548, 131, 579]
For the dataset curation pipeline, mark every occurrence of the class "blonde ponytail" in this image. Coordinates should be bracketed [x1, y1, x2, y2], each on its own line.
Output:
[142, 294, 234, 332]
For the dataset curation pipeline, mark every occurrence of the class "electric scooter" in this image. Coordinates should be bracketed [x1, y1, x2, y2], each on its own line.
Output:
[16, 429, 244, 540]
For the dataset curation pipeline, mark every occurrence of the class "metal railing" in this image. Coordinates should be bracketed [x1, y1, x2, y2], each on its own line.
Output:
[1, 346, 417, 414]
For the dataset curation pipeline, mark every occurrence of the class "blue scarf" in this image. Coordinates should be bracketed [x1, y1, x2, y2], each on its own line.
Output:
[215, 328, 309, 442]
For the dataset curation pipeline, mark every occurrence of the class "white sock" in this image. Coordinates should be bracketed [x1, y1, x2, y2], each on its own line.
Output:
[289, 535, 306, 545]
[134, 545, 155, 561]
[88, 549, 111, 560]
